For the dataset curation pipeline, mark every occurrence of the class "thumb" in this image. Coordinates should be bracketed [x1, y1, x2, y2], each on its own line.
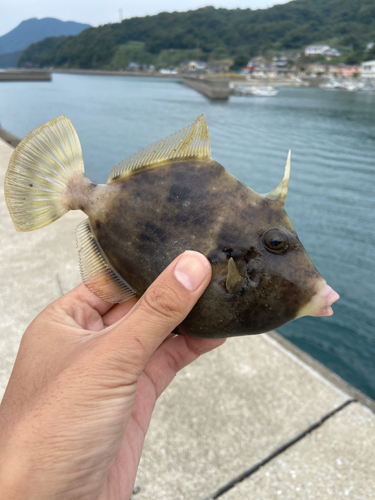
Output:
[109, 251, 212, 368]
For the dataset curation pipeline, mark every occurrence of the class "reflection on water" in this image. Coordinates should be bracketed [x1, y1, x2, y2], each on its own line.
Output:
[1, 75, 374, 399]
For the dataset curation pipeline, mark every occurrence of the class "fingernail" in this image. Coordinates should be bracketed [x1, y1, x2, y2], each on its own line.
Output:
[174, 251, 210, 292]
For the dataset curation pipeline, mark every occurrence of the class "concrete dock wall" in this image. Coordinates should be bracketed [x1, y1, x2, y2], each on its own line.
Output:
[52, 68, 180, 78]
[0, 126, 21, 147]
[182, 76, 231, 99]
[0, 70, 51, 81]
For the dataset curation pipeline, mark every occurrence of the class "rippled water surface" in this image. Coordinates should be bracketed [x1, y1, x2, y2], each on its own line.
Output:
[1, 74, 374, 398]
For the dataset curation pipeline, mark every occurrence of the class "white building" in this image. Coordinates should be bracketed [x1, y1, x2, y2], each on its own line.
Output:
[305, 45, 330, 55]
[361, 60, 375, 78]
[305, 45, 341, 57]
[187, 61, 207, 71]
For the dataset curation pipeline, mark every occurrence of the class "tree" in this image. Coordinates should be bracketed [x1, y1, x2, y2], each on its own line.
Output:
[110, 42, 151, 69]
[17, 2, 375, 70]
[230, 54, 249, 70]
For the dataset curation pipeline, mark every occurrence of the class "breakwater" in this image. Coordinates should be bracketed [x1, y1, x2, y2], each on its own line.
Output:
[0, 70, 51, 82]
[182, 75, 231, 99]
[52, 68, 180, 78]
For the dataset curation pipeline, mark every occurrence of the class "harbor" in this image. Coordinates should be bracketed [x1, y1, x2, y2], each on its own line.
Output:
[181, 75, 310, 99]
[1, 132, 374, 498]
[2, 67, 372, 101]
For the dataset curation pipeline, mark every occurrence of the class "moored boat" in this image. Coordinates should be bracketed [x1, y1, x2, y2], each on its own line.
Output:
[231, 84, 278, 97]
[249, 85, 278, 97]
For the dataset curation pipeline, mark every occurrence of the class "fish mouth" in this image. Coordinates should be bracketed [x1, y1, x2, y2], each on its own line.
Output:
[297, 280, 340, 318]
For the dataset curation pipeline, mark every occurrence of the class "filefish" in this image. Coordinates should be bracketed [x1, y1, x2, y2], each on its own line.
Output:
[4, 116, 339, 338]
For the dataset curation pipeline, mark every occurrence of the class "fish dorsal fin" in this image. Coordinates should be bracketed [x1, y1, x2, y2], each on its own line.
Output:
[76, 219, 137, 303]
[263, 150, 291, 206]
[107, 115, 211, 183]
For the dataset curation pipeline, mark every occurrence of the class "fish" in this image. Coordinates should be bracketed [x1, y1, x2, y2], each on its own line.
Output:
[4, 115, 339, 338]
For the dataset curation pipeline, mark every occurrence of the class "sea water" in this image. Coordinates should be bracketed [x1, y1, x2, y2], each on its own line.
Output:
[1, 73, 374, 399]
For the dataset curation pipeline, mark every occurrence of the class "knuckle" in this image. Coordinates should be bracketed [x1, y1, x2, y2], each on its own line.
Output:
[142, 284, 185, 322]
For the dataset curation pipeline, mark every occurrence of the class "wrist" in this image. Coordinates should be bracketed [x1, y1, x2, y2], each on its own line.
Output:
[0, 431, 61, 500]
[0, 448, 36, 500]
[0, 431, 106, 500]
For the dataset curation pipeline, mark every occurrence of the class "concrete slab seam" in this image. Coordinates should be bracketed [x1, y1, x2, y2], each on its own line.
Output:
[201, 398, 355, 500]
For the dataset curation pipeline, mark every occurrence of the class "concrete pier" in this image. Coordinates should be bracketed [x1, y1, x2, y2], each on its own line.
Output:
[0, 126, 21, 147]
[0, 70, 51, 82]
[182, 76, 231, 100]
[1, 136, 374, 499]
[52, 68, 181, 79]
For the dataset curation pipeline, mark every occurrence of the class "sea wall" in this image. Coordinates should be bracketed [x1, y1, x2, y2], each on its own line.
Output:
[52, 68, 180, 78]
[182, 76, 231, 99]
[0, 70, 51, 82]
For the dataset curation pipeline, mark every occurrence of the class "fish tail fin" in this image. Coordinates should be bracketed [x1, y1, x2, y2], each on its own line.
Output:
[4, 116, 84, 232]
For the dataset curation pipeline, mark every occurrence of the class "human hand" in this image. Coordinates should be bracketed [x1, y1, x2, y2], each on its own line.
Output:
[0, 251, 225, 500]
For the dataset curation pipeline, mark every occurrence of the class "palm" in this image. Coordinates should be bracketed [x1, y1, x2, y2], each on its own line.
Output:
[0, 253, 224, 500]
[99, 372, 157, 499]
[59, 285, 224, 500]
[57, 286, 153, 499]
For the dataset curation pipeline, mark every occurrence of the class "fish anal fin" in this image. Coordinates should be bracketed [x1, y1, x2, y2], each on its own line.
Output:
[107, 115, 211, 183]
[226, 257, 246, 295]
[76, 219, 137, 303]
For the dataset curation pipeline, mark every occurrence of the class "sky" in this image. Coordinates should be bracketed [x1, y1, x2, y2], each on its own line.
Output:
[1, 0, 291, 37]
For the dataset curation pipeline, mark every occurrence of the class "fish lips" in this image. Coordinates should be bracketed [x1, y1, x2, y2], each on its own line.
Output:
[297, 280, 340, 318]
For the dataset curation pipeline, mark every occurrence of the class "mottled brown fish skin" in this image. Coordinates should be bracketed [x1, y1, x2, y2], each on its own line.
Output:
[82, 159, 322, 338]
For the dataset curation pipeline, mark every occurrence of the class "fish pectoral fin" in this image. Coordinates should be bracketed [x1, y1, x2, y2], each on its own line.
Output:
[76, 219, 137, 303]
[226, 257, 246, 295]
[107, 115, 211, 183]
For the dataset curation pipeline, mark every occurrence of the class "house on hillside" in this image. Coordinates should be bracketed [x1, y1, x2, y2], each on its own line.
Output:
[339, 65, 361, 77]
[187, 61, 207, 72]
[305, 63, 329, 74]
[305, 45, 341, 57]
[361, 60, 375, 78]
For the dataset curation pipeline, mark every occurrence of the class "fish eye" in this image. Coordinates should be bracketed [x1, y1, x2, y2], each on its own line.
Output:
[263, 229, 288, 254]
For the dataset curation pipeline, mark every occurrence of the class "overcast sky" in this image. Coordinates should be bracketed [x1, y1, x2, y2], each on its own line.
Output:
[1, 0, 291, 37]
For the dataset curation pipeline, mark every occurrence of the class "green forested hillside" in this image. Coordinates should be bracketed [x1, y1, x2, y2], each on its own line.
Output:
[18, 0, 375, 69]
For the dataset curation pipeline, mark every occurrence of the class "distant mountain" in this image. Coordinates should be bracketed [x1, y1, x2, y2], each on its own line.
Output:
[0, 17, 90, 56]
